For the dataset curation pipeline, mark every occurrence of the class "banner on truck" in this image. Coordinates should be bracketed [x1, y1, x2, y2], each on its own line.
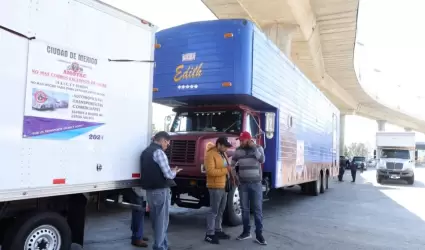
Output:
[295, 140, 305, 173]
[23, 40, 107, 140]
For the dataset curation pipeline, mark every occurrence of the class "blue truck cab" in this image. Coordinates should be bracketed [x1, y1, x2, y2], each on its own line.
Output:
[153, 19, 340, 226]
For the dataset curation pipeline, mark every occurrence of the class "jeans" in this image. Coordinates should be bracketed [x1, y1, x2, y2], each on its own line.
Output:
[206, 188, 227, 235]
[338, 167, 345, 181]
[146, 188, 171, 250]
[351, 170, 357, 182]
[239, 182, 263, 234]
[122, 189, 145, 241]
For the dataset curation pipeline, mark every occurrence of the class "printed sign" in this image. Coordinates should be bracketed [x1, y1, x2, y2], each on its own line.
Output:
[296, 140, 305, 173]
[22, 41, 108, 140]
[182, 52, 196, 62]
[275, 160, 283, 187]
[173, 63, 203, 82]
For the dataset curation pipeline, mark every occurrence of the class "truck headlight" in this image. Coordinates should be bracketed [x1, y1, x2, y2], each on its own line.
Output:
[404, 163, 414, 171]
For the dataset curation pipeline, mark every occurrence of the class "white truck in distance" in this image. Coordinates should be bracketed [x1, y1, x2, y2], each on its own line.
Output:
[0, 0, 155, 249]
[375, 132, 416, 185]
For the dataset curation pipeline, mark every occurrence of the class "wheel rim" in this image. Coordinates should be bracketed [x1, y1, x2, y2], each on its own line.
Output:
[232, 188, 242, 216]
[25, 225, 62, 250]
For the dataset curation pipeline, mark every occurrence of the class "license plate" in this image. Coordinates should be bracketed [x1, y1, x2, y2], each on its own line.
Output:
[390, 175, 400, 179]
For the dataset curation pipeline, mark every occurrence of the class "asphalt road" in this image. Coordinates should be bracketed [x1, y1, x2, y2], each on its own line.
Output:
[73, 168, 425, 250]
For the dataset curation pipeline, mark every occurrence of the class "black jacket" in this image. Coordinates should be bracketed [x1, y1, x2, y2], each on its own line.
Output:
[140, 143, 174, 190]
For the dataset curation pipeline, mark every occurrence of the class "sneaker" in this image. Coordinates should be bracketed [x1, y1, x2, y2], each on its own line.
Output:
[236, 231, 252, 241]
[204, 234, 219, 244]
[215, 231, 231, 240]
[255, 234, 267, 245]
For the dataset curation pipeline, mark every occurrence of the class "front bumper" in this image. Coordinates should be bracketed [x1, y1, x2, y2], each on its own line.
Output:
[376, 169, 414, 179]
[357, 164, 365, 169]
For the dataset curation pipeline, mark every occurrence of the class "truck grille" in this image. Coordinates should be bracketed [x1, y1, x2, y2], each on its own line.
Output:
[386, 162, 403, 170]
[165, 140, 196, 163]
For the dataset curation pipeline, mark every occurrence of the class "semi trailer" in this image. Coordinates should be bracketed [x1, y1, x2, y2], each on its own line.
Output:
[153, 19, 340, 226]
[0, 0, 155, 249]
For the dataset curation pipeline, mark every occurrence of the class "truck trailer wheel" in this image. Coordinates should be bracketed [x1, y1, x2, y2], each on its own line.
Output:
[325, 172, 330, 190]
[2, 212, 72, 250]
[224, 187, 242, 226]
[309, 179, 320, 196]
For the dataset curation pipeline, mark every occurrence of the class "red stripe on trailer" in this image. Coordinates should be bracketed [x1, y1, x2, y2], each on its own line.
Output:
[132, 173, 141, 178]
[53, 178, 66, 184]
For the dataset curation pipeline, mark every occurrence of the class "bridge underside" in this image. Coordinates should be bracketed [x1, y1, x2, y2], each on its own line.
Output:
[202, 0, 425, 132]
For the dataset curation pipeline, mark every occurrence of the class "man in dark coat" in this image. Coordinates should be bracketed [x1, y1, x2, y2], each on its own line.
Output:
[338, 158, 345, 182]
[350, 160, 357, 182]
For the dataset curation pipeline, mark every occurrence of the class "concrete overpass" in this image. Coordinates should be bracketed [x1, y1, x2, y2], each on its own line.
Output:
[201, 0, 425, 151]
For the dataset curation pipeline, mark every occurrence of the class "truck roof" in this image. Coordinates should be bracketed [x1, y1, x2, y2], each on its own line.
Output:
[153, 19, 271, 108]
[376, 132, 416, 148]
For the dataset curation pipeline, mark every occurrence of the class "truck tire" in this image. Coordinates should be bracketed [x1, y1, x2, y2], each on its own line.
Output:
[300, 183, 308, 194]
[407, 175, 415, 185]
[224, 187, 242, 226]
[2, 212, 72, 250]
[376, 176, 382, 184]
[325, 172, 329, 190]
[309, 180, 320, 196]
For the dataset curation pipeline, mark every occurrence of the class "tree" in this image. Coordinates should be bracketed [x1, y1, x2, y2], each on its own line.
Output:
[344, 142, 370, 158]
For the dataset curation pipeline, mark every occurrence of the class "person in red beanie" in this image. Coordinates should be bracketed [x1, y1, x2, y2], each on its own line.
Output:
[231, 131, 267, 245]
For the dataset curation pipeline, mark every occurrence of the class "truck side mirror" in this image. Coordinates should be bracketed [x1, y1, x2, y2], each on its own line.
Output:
[265, 112, 276, 139]
[415, 150, 418, 161]
[373, 149, 376, 159]
[164, 115, 172, 132]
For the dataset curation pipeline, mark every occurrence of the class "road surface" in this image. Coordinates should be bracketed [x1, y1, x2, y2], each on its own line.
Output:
[73, 168, 425, 250]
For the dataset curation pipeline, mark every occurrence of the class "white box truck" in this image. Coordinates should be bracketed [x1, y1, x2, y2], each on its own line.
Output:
[375, 132, 416, 185]
[0, 0, 156, 249]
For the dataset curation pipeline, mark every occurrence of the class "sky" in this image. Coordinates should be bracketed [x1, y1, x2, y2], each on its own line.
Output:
[353, 0, 425, 144]
[356, 0, 425, 120]
[100, 0, 425, 147]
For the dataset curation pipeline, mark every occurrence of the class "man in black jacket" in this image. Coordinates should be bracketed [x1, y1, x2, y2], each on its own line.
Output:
[350, 160, 357, 182]
[338, 157, 346, 182]
[140, 131, 182, 250]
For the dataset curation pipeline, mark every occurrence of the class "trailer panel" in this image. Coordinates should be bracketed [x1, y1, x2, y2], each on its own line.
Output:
[251, 25, 340, 188]
[0, 0, 156, 202]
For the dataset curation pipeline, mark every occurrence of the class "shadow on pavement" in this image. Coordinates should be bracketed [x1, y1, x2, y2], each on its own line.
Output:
[69, 171, 425, 250]
[379, 179, 425, 187]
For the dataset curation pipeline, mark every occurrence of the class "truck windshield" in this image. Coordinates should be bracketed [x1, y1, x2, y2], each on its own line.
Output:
[352, 157, 365, 162]
[171, 110, 242, 132]
[381, 149, 410, 159]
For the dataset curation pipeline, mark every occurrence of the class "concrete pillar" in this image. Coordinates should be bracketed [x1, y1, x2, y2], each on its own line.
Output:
[340, 114, 346, 156]
[377, 120, 386, 131]
[262, 23, 297, 60]
[405, 128, 412, 132]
